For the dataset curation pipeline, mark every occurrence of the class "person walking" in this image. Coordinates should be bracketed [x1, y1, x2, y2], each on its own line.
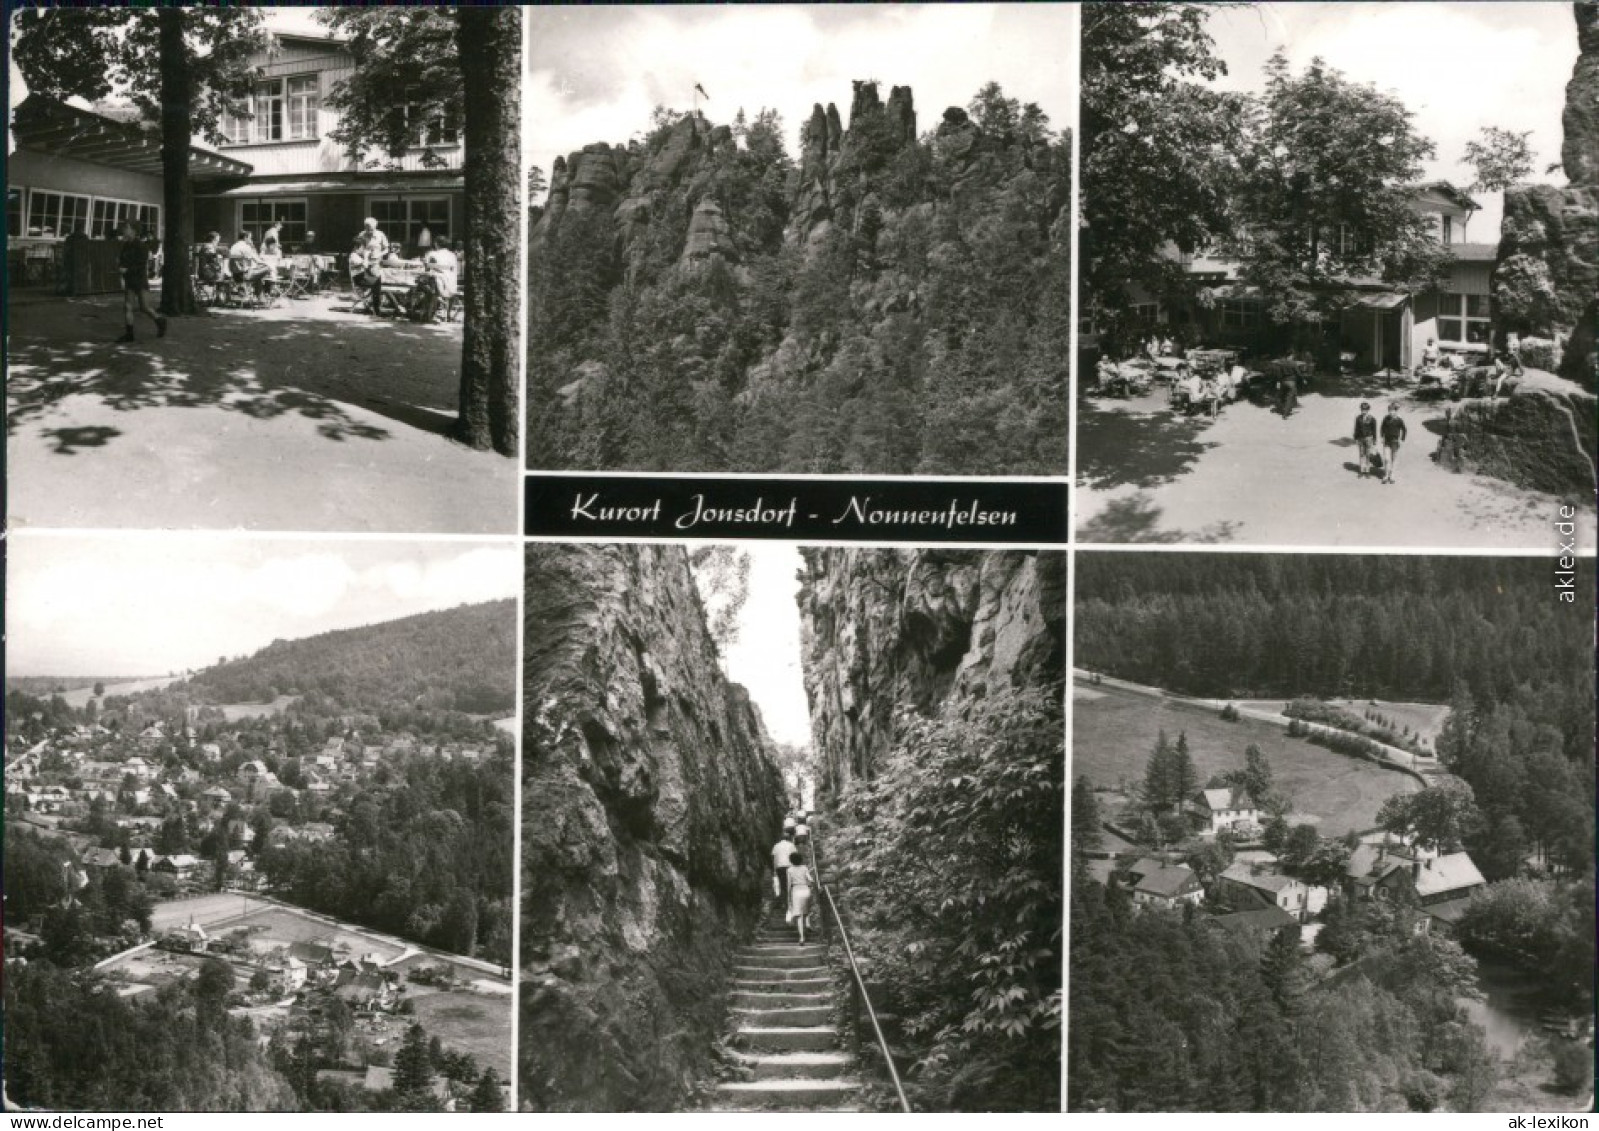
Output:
[116, 221, 166, 343]
[1353, 402, 1378, 478]
[1380, 401, 1407, 484]
[1278, 368, 1298, 418]
[771, 830, 797, 911]
[786, 851, 814, 944]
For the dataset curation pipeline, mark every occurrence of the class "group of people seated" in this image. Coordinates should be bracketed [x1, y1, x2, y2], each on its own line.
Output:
[1417, 337, 1522, 400]
[350, 217, 459, 321]
[1170, 361, 1244, 417]
[190, 217, 458, 319]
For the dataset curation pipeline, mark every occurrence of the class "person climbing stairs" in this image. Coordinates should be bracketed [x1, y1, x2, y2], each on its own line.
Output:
[711, 909, 862, 1111]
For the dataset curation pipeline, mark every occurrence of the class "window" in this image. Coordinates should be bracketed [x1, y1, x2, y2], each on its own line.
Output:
[404, 89, 460, 147]
[26, 190, 91, 238]
[1440, 215, 1454, 245]
[238, 199, 309, 247]
[224, 75, 318, 143]
[90, 199, 160, 240]
[1436, 292, 1490, 345]
[366, 196, 451, 250]
[1220, 298, 1261, 329]
[287, 76, 320, 140]
[7, 187, 24, 239]
[1130, 300, 1162, 325]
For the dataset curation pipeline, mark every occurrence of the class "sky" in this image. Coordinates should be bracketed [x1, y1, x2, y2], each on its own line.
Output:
[1204, 1, 1578, 240]
[526, 3, 1076, 201]
[7, 537, 520, 678]
[711, 544, 810, 749]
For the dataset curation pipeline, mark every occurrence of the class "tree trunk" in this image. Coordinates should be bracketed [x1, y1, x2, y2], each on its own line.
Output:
[455, 7, 522, 456]
[158, 7, 198, 316]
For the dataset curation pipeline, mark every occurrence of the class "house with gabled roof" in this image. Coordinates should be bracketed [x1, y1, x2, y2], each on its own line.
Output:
[1345, 841, 1487, 932]
[1129, 861, 1205, 911]
[1195, 787, 1261, 837]
[1220, 862, 1329, 921]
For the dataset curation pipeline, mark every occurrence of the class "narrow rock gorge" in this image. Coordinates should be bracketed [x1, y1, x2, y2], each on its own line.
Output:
[797, 549, 1067, 798]
[520, 544, 786, 1110]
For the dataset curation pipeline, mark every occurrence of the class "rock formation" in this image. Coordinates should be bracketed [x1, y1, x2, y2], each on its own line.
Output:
[1496, 0, 1598, 390]
[797, 550, 1066, 798]
[521, 544, 786, 1110]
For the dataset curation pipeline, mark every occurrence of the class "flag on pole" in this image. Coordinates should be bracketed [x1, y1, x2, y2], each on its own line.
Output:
[695, 83, 710, 100]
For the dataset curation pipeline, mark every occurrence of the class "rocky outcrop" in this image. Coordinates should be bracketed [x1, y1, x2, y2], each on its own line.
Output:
[521, 545, 786, 1111]
[1496, 1, 1598, 390]
[797, 550, 1065, 798]
[790, 81, 919, 243]
[681, 198, 736, 263]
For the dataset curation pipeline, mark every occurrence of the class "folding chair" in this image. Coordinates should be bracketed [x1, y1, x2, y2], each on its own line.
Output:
[281, 255, 315, 300]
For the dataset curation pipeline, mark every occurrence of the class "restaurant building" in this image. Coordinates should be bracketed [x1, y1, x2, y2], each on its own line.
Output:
[7, 30, 463, 294]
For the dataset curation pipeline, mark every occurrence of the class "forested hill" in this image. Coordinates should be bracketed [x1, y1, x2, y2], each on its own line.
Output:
[529, 80, 1070, 475]
[180, 600, 515, 714]
[1077, 555, 1594, 715]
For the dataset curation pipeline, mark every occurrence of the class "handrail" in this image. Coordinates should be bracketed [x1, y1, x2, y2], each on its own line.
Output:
[806, 823, 913, 1114]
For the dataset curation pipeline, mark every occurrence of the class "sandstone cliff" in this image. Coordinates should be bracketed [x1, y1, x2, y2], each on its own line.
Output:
[521, 544, 786, 1110]
[796, 550, 1066, 797]
[527, 79, 1071, 476]
[1496, 0, 1598, 390]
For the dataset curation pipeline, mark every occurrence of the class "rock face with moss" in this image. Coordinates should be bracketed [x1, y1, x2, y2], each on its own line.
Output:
[520, 544, 785, 1111]
[1496, 0, 1598, 390]
[796, 550, 1066, 798]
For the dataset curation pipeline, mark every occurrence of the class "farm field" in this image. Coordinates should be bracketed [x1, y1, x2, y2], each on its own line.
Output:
[1073, 680, 1419, 835]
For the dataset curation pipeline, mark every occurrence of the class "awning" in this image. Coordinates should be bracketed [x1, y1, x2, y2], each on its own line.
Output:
[1350, 292, 1409, 311]
[211, 175, 463, 198]
[11, 95, 253, 180]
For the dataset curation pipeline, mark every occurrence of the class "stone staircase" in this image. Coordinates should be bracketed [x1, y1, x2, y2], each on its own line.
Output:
[711, 911, 862, 1111]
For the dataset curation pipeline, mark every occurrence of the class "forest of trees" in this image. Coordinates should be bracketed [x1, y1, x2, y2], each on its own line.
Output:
[180, 600, 515, 715]
[529, 81, 1070, 474]
[1069, 848, 1502, 1112]
[259, 748, 515, 965]
[5, 960, 297, 1111]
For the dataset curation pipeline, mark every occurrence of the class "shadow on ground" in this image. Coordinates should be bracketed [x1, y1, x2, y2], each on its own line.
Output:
[1076, 493, 1240, 544]
[1076, 398, 1219, 490]
[7, 295, 467, 454]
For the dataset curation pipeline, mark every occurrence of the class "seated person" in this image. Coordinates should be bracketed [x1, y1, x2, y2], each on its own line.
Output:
[227, 231, 272, 295]
[423, 237, 459, 299]
[1173, 366, 1202, 407]
[195, 232, 226, 284]
[1420, 338, 1441, 369]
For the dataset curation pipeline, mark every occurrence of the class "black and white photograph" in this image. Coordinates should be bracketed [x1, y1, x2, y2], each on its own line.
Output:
[522, 544, 1064, 1111]
[2, 536, 517, 1112]
[6, 6, 521, 533]
[1076, 1, 1597, 548]
[1068, 553, 1596, 1112]
[526, 4, 1073, 476]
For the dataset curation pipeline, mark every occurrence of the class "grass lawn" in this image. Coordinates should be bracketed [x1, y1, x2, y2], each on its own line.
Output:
[407, 987, 511, 1077]
[1074, 682, 1419, 835]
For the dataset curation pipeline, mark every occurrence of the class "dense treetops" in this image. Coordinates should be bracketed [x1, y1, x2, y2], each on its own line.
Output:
[179, 600, 515, 715]
[529, 81, 1070, 474]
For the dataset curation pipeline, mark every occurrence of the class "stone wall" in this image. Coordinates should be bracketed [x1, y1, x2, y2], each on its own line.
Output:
[520, 544, 786, 1111]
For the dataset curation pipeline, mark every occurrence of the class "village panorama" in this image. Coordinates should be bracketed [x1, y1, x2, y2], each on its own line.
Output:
[1069, 554, 1595, 1113]
[3, 598, 517, 1112]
